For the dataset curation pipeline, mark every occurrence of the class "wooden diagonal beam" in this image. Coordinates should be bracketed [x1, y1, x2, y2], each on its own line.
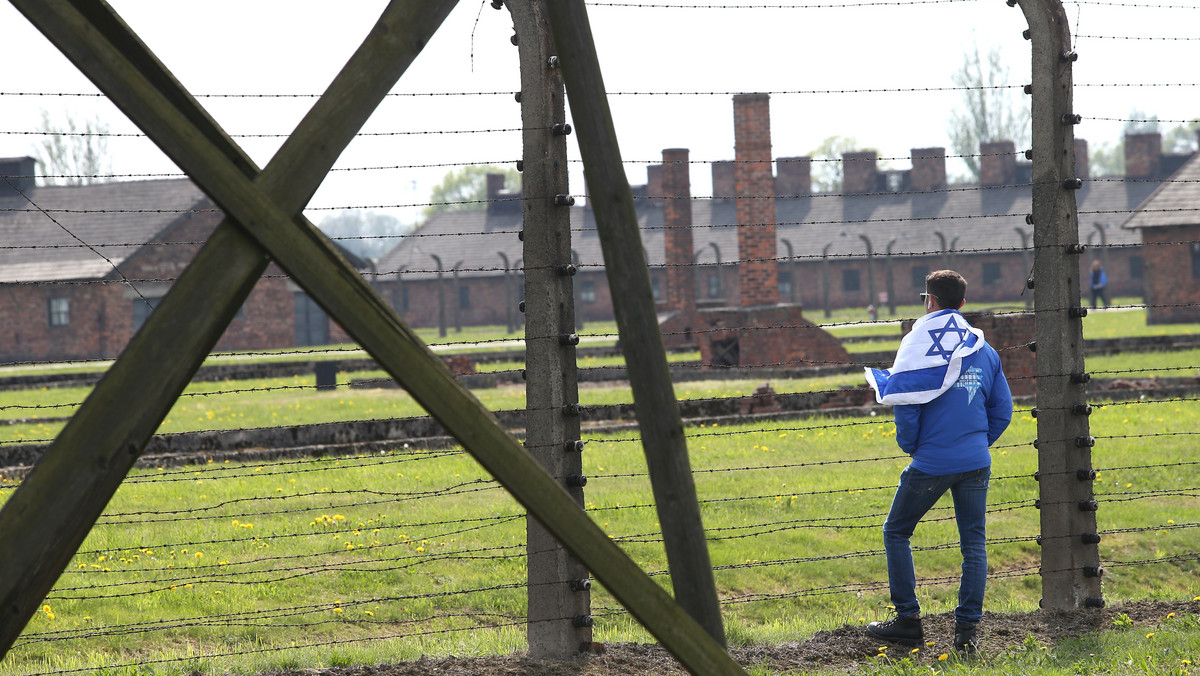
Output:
[0, 0, 459, 654]
[4, 1, 745, 672]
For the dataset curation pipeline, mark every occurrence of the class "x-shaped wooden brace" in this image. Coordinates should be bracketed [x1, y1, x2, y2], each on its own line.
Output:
[0, 1, 742, 673]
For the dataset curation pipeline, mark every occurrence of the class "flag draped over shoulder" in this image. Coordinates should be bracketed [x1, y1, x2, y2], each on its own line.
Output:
[865, 310, 986, 406]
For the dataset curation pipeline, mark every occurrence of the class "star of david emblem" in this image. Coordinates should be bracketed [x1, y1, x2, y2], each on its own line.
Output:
[926, 315, 969, 362]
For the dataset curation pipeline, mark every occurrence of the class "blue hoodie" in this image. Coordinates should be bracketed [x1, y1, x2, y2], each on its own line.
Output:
[893, 336, 1013, 475]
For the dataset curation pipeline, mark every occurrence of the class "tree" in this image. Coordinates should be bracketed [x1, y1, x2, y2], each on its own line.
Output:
[317, 210, 409, 261]
[33, 110, 113, 185]
[807, 136, 861, 193]
[947, 46, 1030, 182]
[423, 165, 521, 219]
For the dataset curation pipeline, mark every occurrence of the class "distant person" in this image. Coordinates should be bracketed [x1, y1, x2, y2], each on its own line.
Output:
[1089, 260, 1109, 308]
[863, 270, 1013, 654]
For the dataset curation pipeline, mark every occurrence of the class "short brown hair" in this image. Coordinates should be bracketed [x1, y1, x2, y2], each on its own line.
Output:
[925, 269, 967, 309]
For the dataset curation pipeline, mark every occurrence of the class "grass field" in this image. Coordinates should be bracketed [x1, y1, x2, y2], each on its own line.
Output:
[1, 304, 1199, 674]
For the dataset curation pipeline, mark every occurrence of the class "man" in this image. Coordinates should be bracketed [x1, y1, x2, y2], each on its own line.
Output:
[1089, 260, 1109, 309]
[862, 270, 1012, 653]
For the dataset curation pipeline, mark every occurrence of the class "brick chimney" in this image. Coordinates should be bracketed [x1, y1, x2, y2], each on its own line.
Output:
[732, 93, 778, 307]
[0, 156, 37, 197]
[711, 160, 736, 199]
[842, 151, 878, 194]
[909, 147, 946, 191]
[1124, 132, 1162, 179]
[486, 173, 506, 201]
[979, 140, 1017, 186]
[775, 156, 811, 196]
[1074, 139, 1090, 179]
[646, 164, 663, 206]
[662, 148, 696, 319]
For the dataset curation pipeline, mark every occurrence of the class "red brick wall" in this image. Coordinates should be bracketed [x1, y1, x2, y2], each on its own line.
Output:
[732, 93, 778, 307]
[697, 305, 849, 368]
[1141, 225, 1200, 324]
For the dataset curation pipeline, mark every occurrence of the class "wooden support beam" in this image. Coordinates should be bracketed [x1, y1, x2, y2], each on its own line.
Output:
[542, 0, 729, 652]
[4, 2, 745, 672]
[0, 0, 459, 654]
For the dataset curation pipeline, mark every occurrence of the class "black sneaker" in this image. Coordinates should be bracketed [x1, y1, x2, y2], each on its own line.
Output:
[865, 615, 924, 647]
[953, 622, 979, 653]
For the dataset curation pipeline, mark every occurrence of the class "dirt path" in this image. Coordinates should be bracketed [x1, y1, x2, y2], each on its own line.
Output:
[269, 599, 1198, 675]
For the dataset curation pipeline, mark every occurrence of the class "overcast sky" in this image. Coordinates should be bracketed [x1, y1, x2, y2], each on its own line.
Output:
[3, 0, 1198, 228]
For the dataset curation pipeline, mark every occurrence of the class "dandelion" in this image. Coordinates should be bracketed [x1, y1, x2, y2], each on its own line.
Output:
[195, 552, 203, 559]
[938, 654, 948, 661]
[910, 648, 920, 654]
[1146, 632, 1155, 639]
[333, 608, 343, 613]
[1167, 612, 1176, 619]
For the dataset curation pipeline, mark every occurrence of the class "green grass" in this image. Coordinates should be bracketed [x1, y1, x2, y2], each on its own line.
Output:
[2, 396, 1199, 674]
[4, 305, 1200, 674]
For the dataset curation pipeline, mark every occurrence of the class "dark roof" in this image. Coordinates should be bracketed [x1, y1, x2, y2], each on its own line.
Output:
[1122, 152, 1200, 229]
[0, 178, 206, 283]
[377, 178, 1162, 281]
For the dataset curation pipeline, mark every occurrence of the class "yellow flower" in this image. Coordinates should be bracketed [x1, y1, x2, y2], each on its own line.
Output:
[1167, 612, 1176, 619]
[365, 610, 374, 616]
[910, 648, 920, 654]
[333, 608, 343, 613]
[1145, 632, 1155, 638]
[195, 552, 203, 559]
[938, 654, 948, 661]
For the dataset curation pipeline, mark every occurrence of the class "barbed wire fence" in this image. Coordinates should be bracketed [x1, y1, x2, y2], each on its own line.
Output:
[2, 0, 1200, 672]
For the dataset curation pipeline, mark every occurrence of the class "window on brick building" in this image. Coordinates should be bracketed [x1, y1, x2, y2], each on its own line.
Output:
[707, 272, 721, 299]
[1129, 256, 1143, 280]
[842, 269, 861, 293]
[911, 265, 930, 289]
[580, 280, 596, 303]
[1192, 243, 1200, 279]
[458, 286, 471, 309]
[395, 286, 410, 312]
[778, 270, 792, 299]
[651, 277, 662, 301]
[47, 297, 69, 327]
[982, 262, 1002, 286]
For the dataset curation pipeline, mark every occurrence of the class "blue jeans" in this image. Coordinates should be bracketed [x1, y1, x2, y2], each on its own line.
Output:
[882, 465, 990, 625]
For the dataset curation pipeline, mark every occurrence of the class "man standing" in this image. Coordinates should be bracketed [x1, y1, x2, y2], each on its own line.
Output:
[1089, 260, 1109, 308]
[862, 270, 1012, 653]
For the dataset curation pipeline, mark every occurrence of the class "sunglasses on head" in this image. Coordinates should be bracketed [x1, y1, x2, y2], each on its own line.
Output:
[919, 292, 939, 302]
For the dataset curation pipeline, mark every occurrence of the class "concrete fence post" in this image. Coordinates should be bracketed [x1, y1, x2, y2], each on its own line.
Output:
[507, 0, 592, 657]
[1018, 0, 1104, 610]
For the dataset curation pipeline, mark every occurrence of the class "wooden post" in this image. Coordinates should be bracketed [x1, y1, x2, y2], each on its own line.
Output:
[5, 3, 744, 672]
[509, 0, 591, 658]
[0, 0, 460, 652]
[543, 0, 728, 647]
[1018, 0, 1103, 610]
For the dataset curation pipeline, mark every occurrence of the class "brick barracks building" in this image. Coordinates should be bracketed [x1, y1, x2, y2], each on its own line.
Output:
[0, 157, 362, 364]
[375, 97, 1191, 338]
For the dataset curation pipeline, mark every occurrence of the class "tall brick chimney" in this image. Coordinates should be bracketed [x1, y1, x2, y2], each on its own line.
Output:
[842, 151, 878, 194]
[662, 148, 696, 319]
[979, 140, 1017, 186]
[733, 93, 778, 307]
[1074, 139, 1090, 179]
[486, 173, 506, 201]
[775, 156, 811, 196]
[711, 160, 736, 199]
[909, 147, 946, 191]
[1124, 132, 1162, 179]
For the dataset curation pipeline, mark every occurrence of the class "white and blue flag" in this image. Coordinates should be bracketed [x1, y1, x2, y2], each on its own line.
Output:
[864, 310, 986, 406]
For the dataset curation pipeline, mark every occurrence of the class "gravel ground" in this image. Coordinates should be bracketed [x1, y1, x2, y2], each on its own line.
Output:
[266, 599, 1198, 675]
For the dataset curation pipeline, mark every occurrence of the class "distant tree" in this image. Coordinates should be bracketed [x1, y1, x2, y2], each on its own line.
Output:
[1089, 139, 1124, 177]
[807, 136, 861, 193]
[424, 165, 521, 219]
[34, 110, 112, 185]
[317, 210, 409, 261]
[947, 46, 1030, 182]
[1163, 119, 1200, 154]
